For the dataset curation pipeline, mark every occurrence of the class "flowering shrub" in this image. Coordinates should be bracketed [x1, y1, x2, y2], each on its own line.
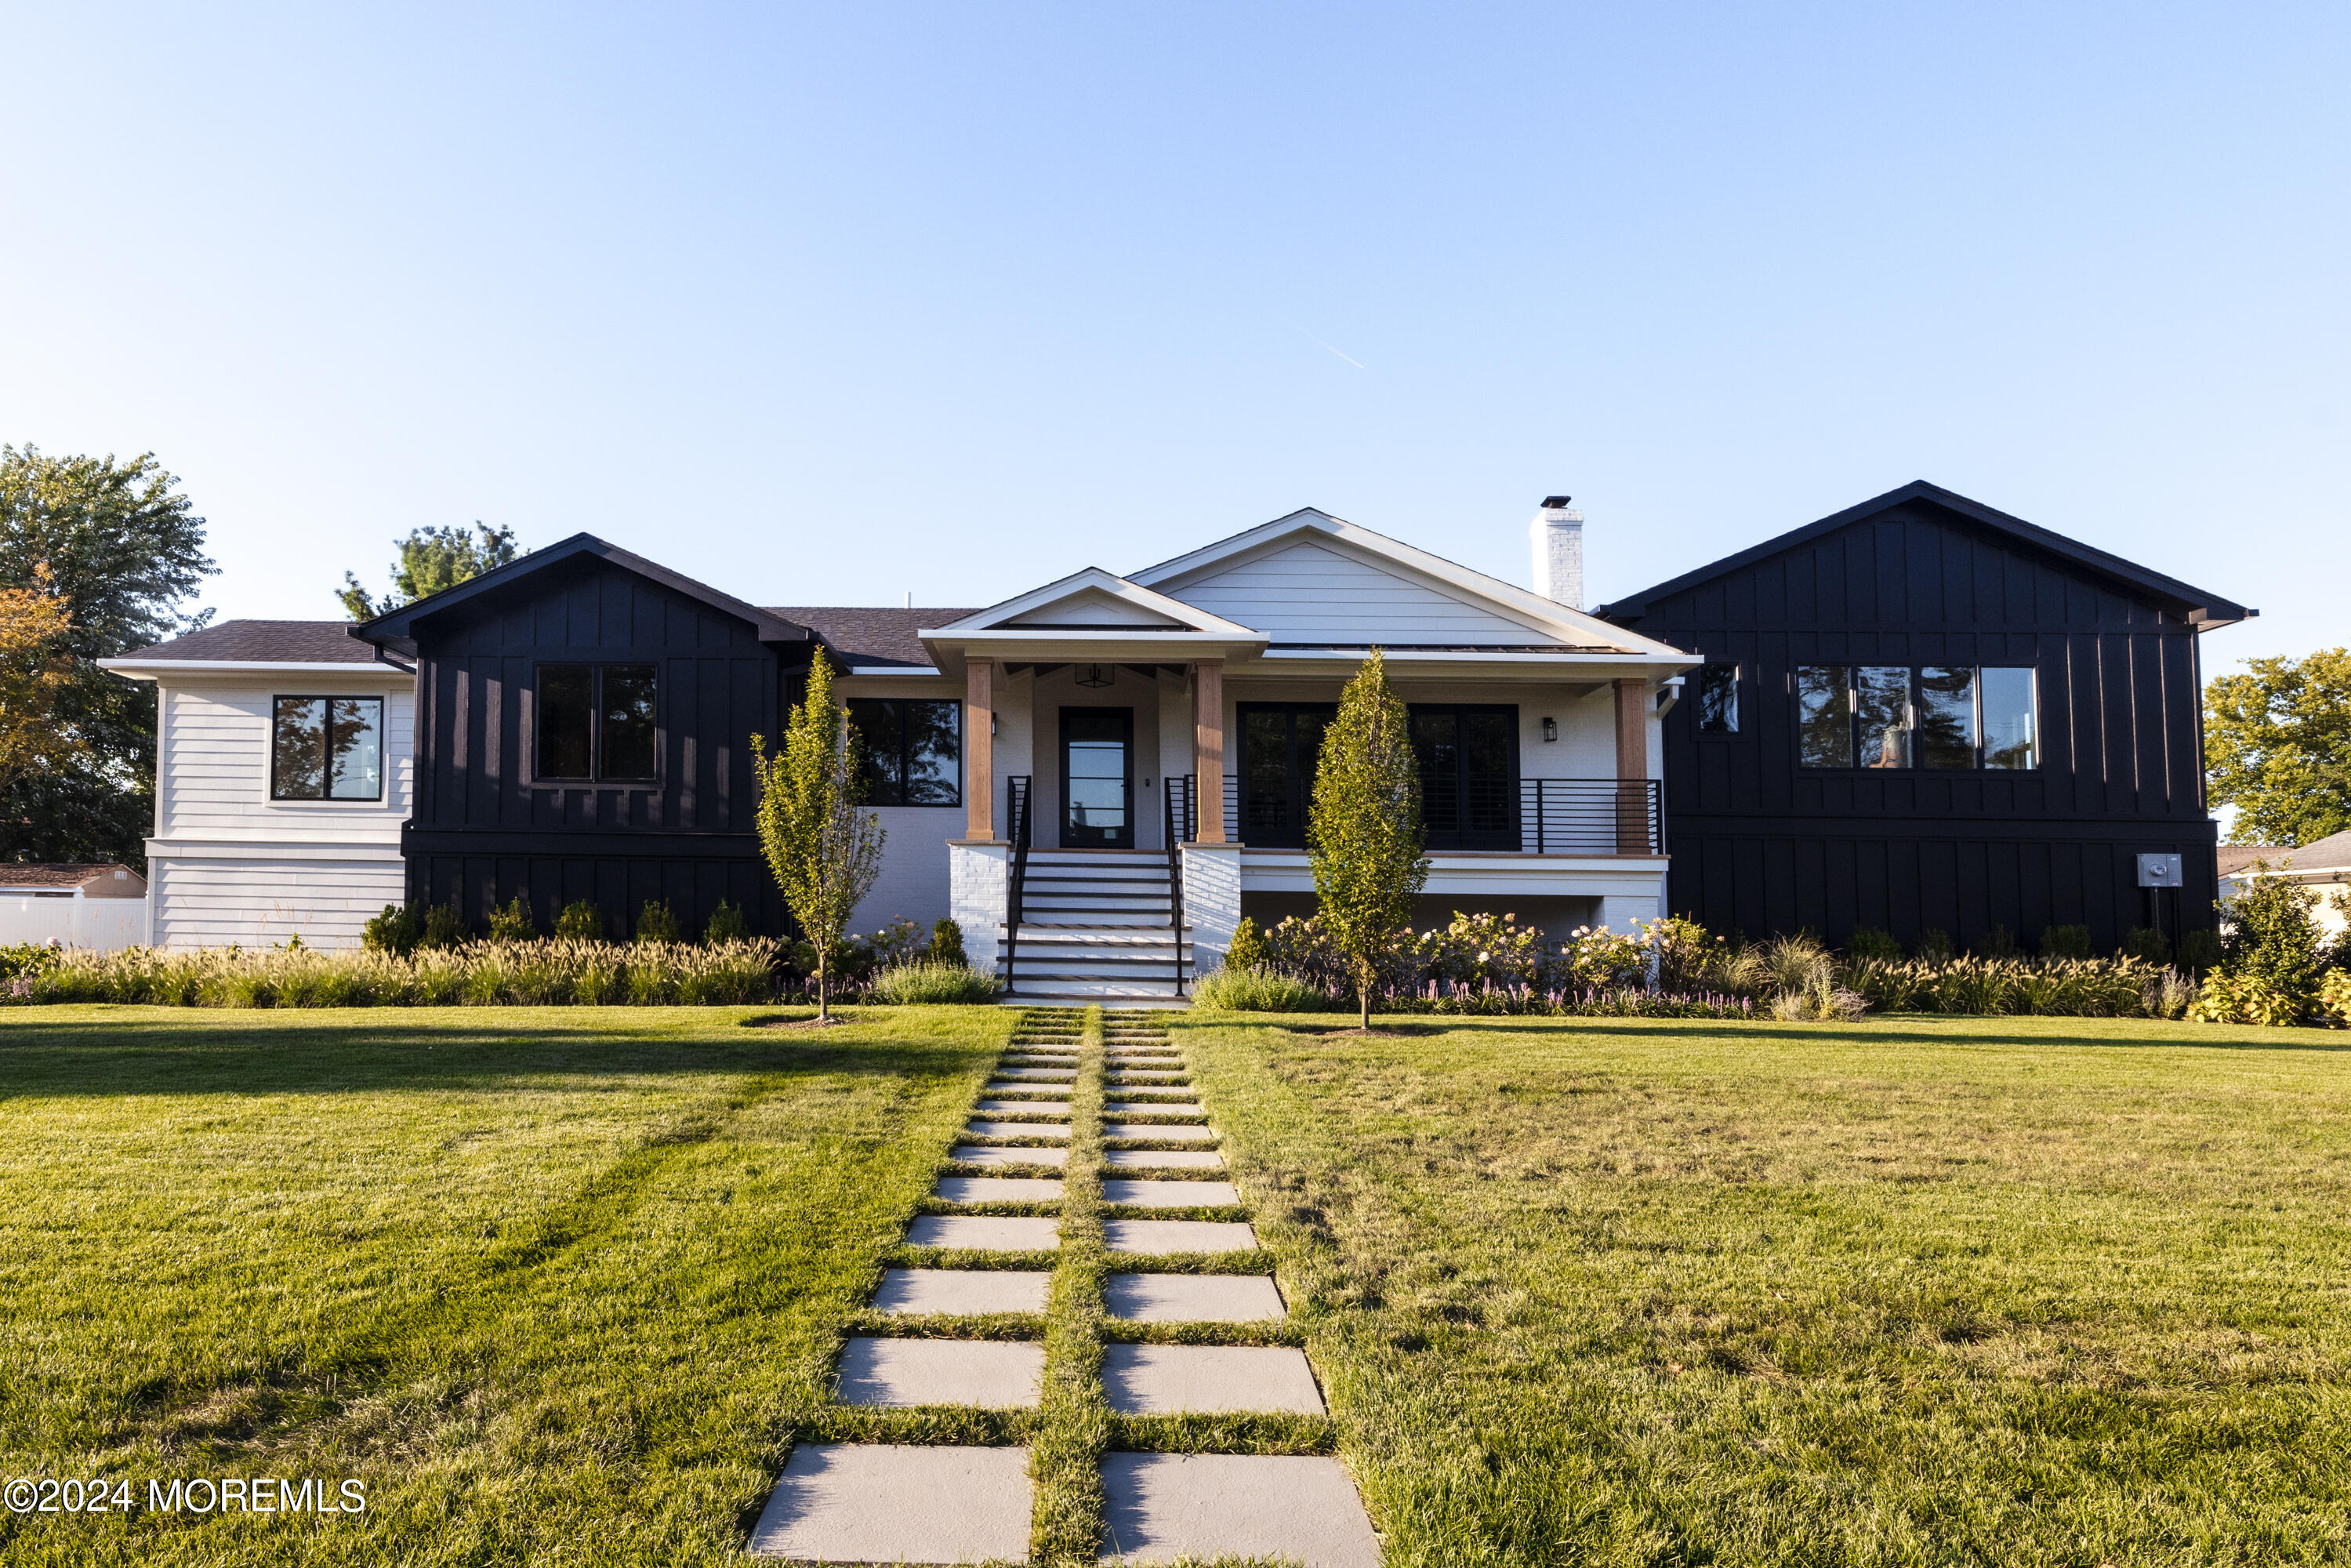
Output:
[2190, 971, 2314, 1028]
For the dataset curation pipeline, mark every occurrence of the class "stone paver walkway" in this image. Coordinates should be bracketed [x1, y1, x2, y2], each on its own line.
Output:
[750, 1004, 1379, 1565]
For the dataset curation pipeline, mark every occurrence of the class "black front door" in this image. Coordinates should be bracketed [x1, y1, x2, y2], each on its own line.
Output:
[1239, 702, 1335, 848]
[1060, 707, 1134, 848]
[1410, 704, 1519, 850]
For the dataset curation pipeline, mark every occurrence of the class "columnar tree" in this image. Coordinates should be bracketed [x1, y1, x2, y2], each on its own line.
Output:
[1308, 648, 1428, 1029]
[752, 655, 885, 1022]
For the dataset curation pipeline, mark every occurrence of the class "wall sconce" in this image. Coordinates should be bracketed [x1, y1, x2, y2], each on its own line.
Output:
[1076, 663, 1114, 689]
[990, 715, 999, 737]
[1541, 717, 1558, 742]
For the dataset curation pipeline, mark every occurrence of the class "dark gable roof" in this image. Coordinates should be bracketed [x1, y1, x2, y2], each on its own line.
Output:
[352, 533, 816, 650]
[769, 608, 979, 668]
[118, 620, 390, 664]
[1595, 481, 2253, 630]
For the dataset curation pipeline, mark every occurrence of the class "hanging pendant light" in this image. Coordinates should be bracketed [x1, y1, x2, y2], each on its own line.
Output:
[1076, 663, 1114, 689]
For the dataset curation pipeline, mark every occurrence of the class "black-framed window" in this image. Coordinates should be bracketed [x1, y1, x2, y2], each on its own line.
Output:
[1696, 664, 1740, 735]
[271, 696, 383, 800]
[847, 698, 962, 806]
[1796, 665, 2037, 771]
[536, 664, 658, 782]
[1409, 703, 1518, 850]
[1238, 702, 1335, 849]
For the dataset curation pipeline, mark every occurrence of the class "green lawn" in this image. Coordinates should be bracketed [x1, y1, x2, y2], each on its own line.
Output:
[0, 1004, 1007, 1566]
[3, 1005, 2348, 1565]
[1180, 1011, 2351, 1566]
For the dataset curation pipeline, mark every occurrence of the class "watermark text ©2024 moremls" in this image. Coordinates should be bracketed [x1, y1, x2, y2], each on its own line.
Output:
[6, 1476, 367, 1515]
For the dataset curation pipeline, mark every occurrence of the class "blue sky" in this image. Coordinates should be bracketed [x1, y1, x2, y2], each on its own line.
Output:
[3, 2, 2344, 670]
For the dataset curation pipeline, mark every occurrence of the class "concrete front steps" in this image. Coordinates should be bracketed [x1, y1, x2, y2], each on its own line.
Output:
[1000, 849, 1192, 1000]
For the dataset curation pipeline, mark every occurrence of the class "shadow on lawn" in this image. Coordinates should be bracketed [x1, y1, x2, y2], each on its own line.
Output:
[0, 1009, 999, 1097]
[1177, 1013, 2351, 1054]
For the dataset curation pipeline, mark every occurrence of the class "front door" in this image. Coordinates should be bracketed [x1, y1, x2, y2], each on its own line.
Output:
[1060, 707, 1134, 848]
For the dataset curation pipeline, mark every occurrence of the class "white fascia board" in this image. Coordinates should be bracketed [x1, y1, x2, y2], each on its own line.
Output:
[1129, 508, 1690, 659]
[922, 630, 1269, 669]
[1253, 648, 1700, 680]
[927, 568, 1258, 637]
[98, 659, 417, 680]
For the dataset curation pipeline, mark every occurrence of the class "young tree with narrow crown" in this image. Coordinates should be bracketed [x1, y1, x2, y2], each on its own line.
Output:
[752, 655, 884, 1023]
[1308, 648, 1429, 1029]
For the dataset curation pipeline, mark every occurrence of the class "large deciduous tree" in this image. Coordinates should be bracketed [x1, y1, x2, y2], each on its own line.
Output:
[0, 565, 80, 799]
[1308, 648, 1429, 1029]
[752, 655, 885, 1023]
[0, 447, 216, 866]
[2206, 648, 2351, 846]
[339, 523, 521, 620]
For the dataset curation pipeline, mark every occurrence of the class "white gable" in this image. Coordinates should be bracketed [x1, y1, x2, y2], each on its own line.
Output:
[998, 587, 1188, 629]
[1162, 539, 1558, 644]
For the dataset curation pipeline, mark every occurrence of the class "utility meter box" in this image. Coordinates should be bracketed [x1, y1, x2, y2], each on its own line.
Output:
[2137, 852, 2185, 888]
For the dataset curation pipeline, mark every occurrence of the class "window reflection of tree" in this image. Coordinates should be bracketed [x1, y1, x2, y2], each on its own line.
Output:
[274, 699, 326, 797]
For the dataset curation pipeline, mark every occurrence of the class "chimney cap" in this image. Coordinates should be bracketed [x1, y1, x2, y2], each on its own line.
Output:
[1540, 495, 1573, 509]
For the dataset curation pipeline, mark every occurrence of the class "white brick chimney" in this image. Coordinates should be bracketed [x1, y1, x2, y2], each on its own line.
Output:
[1530, 495, 1583, 609]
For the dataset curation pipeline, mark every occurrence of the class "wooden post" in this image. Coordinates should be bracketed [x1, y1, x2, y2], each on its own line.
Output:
[1193, 659, 1226, 844]
[966, 659, 996, 840]
[1613, 677, 1649, 854]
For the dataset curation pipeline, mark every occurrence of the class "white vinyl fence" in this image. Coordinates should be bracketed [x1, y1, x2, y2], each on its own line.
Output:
[0, 895, 148, 952]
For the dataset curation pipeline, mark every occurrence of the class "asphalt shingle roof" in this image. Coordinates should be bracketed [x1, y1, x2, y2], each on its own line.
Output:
[767, 608, 976, 668]
[118, 620, 384, 664]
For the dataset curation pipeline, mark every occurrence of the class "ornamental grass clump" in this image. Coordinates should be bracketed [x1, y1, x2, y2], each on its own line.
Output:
[1190, 965, 1330, 1013]
[12, 937, 784, 1008]
[867, 959, 999, 1005]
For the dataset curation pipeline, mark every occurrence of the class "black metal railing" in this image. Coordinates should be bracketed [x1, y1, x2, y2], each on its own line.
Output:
[1002, 775, 1033, 994]
[1163, 775, 1196, 994]
[1520, 777, 1663, 855]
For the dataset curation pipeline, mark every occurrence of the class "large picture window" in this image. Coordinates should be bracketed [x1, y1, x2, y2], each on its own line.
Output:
[1796, 665, 2037, 771]
[272, 696, 383, 800]
[536, 664, 658, 782]
[1238, 702, 1335, 848]
[847, 698, 962, 806]
[1409, 703, 1518, 850]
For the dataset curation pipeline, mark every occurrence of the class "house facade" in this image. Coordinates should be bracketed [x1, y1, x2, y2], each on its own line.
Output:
[103, 483, 2244, 985]
[104, 504, 1693, 993]
[1595, 481, 2251, 953]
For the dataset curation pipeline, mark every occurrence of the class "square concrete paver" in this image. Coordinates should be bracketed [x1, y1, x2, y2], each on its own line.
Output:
[874, 1269, 1053, 1316]
[1101, 1342, 1324, 1414]
[1102, 1149, 1224, 1170]
[934, 1176, 1066, 1205]
[907, 1214, 1061, 1250]
[750, 1443, 1033, 1563]
[1097, 1452, 1378, 1568]
[836, 1337, 1046, 1408]
[964, 1120, 1070, 1141]
[1103, 1218, 1257, 1254]
[952, 1145, 1068, 1167]
[1101, 1123, 1215, 1144]
[1101, 1179, 1239, 1209]
[1105, 1273, 1286, 1323]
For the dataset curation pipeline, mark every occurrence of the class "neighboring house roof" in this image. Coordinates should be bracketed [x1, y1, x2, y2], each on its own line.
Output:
[2222, 830, 2351, 880]
[1595, 480, 2254, 630]
[768, 607, 981, 668]
[0, 862, 147, 896]
[350, 533, 818, 653]
[107, 620, 393, 666]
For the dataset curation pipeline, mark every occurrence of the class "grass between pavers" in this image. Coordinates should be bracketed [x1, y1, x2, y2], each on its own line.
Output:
[1177, 1008, 2351, 1566]
[0, 1002, 1010, 1567]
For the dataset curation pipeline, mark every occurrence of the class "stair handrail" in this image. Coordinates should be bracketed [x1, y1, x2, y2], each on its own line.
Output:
[1003, 775, 1033, 995]
[1165, 774, 1195, 995]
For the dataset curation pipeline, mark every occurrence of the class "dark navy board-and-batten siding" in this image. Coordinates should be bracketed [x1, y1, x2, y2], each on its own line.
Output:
[401, 556, 799, 938]
[1606, 500, 2222, 953]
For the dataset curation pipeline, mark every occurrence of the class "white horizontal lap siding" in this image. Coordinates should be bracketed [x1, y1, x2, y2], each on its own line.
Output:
[158, 680, 414, 844]
[152, 857, 405, 950]
[1169, 542, 1544, 643]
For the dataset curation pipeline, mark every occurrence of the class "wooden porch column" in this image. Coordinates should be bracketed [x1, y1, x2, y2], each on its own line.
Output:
[965, 659, 996, 840]
[1193, 659, 1226, 844]
[1613, 677, 1649, 854]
